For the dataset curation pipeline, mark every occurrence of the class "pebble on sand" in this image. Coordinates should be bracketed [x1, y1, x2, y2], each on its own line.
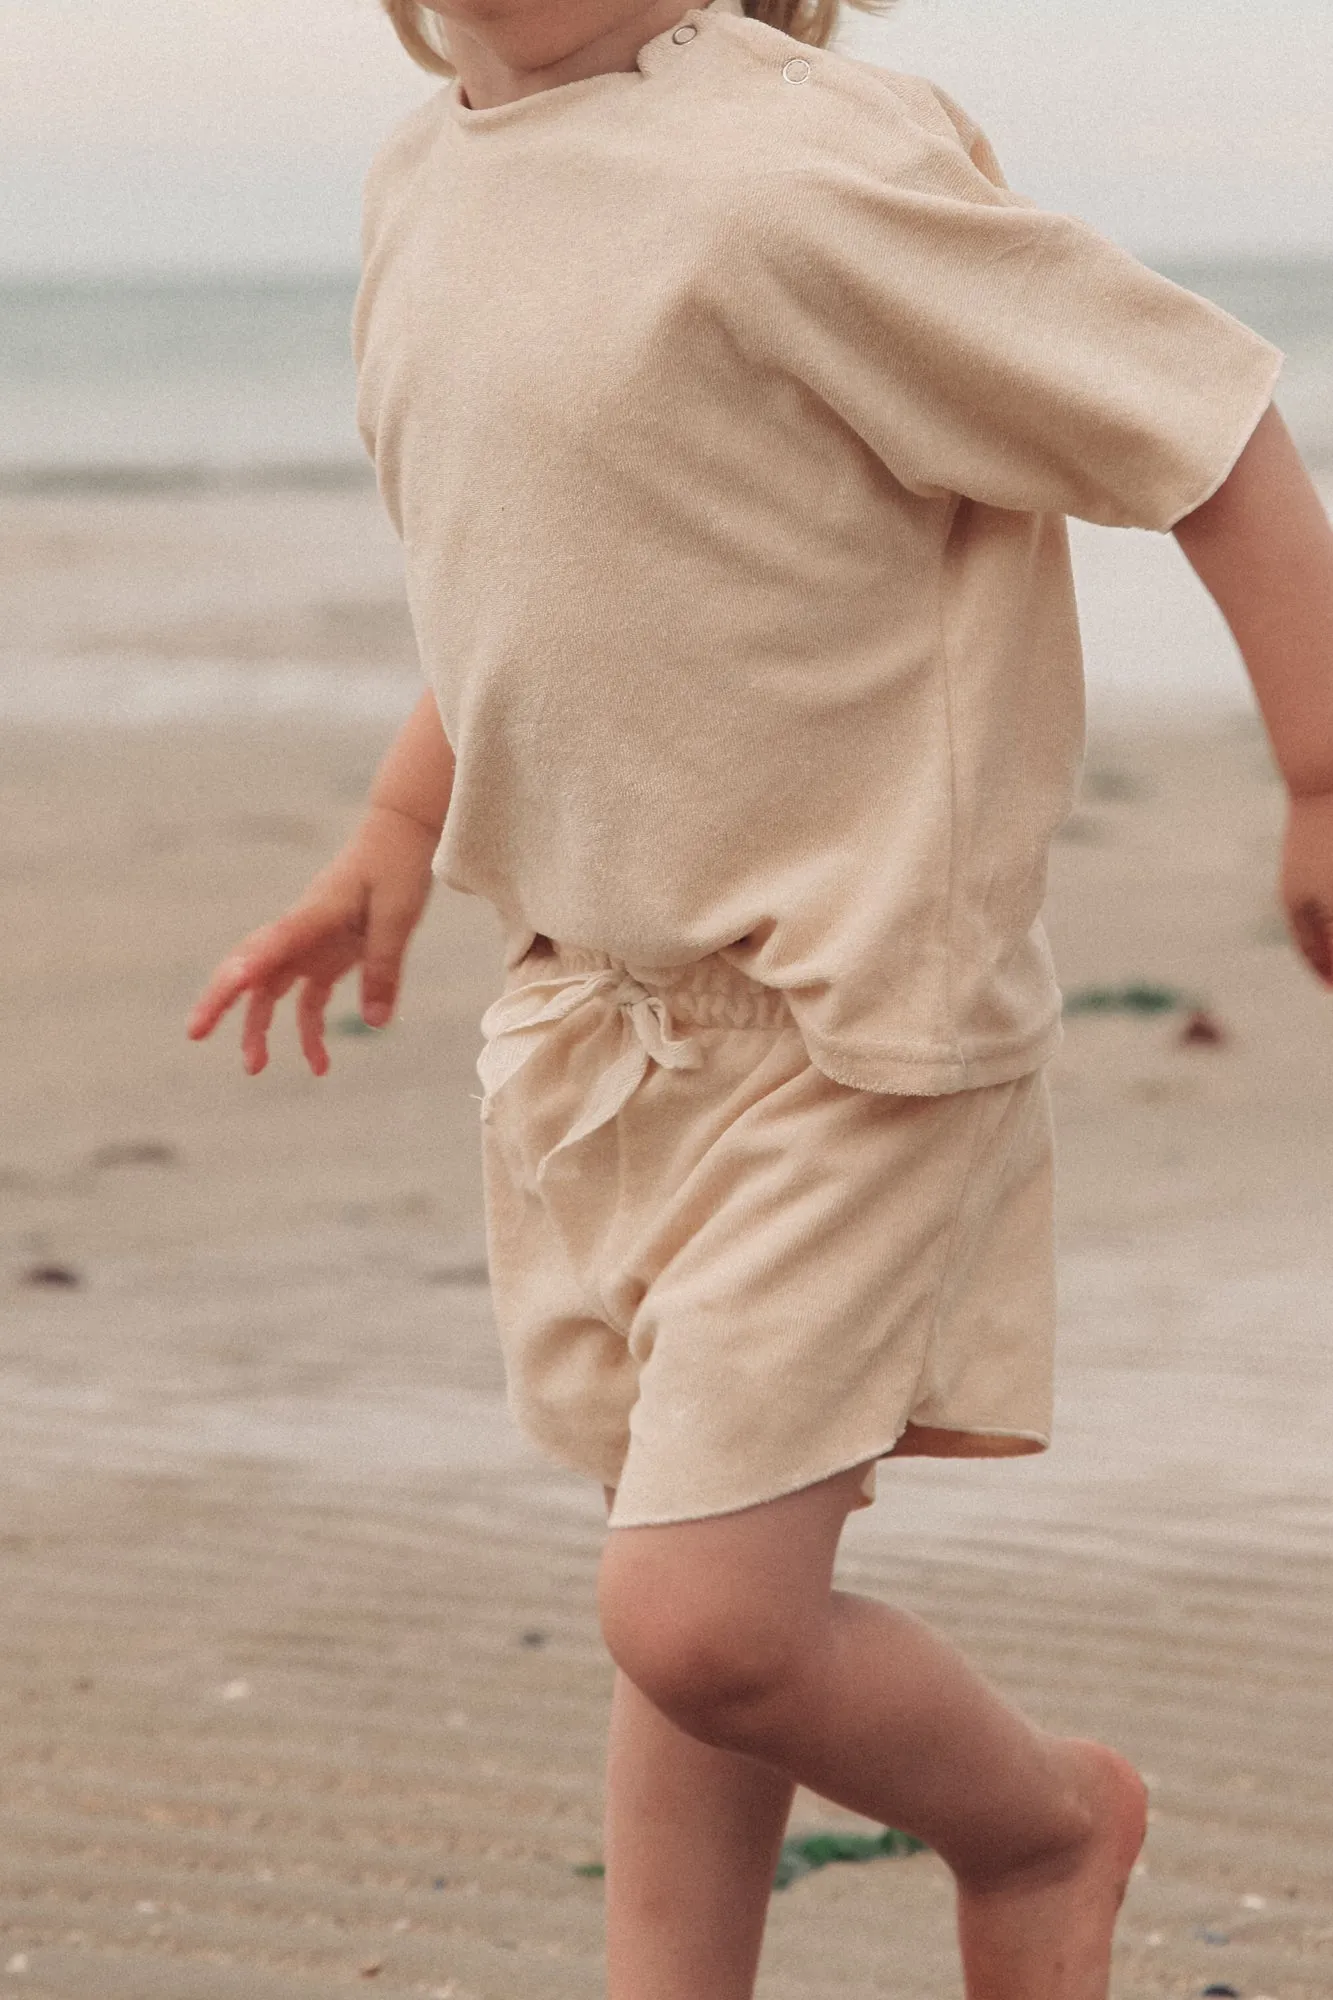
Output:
[89, 1139, 179, 1168]
[1180, 1008, 1229, 1046]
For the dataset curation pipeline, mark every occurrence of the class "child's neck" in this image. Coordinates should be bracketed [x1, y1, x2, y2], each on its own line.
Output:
[431, 0, 700, 109]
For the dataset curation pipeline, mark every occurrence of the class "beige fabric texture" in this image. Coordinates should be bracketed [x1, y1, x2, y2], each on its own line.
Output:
[478, 938, 1056, 1527]
[354, 0, 1284, 1096]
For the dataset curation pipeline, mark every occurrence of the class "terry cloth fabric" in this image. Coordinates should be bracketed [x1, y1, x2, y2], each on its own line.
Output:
[353, 0, 1284, 1095]
[477, 937, 1057, 1527]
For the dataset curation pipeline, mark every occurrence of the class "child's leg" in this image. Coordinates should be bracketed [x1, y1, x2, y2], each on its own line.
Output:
[599, 1465, 1146, 2000]
[605, 1668, 795, 2000]
[601, 1483, 796, 2000]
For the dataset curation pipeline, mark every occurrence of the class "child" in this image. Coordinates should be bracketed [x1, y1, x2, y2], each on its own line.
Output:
[188, 0, 1333, 1989]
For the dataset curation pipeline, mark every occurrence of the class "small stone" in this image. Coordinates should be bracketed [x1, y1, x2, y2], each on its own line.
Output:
[21, 1263, 81, 1288]
[1196, 1927, 1231, 1945]
[90, 1139, 179, 1169]
[135, 1900, 158, 1915]
[1083, 766, 1148, 803]
[220, 1679, 251, 1701]
[5, 1955, 28, 1976]
[425, 1261, 490, 1286]
[519, 1629, 547, 1648]
[1201, 1986, 1240, 1998]
[358, 1963, 383, 1978]
[1240, 1893, 1266, 1910]
[1180, 1008, 1228, 1047]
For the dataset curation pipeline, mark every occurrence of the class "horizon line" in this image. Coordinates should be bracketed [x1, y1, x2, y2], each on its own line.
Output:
[4, 245, 1333, 290]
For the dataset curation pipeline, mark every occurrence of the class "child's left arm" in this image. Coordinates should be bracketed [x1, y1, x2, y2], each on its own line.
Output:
[1172, 402, 1333, 986]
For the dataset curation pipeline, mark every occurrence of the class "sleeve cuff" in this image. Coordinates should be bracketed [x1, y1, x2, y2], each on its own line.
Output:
[1157, 339, 1286, 532]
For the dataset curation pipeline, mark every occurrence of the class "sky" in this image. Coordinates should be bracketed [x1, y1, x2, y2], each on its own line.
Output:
[3, 0, 1331, 276]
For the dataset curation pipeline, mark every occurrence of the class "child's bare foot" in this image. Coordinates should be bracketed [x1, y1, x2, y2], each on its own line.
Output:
[955, 1739, 1148, 1999]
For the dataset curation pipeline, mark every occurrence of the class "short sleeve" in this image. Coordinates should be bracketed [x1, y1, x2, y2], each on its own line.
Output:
[767, 82, 1285, 531]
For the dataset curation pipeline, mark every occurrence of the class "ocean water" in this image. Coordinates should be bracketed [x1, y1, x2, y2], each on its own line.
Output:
[0, 276, 368, 489]
[3, 259, 1332, 489]
[2, 261, 1330, 725]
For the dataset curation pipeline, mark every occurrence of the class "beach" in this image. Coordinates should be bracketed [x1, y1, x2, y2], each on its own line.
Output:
[3, 482, 1333, 1998]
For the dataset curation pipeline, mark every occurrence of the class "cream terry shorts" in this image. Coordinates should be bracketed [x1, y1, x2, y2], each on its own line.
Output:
[477, 938, 1056, 1529]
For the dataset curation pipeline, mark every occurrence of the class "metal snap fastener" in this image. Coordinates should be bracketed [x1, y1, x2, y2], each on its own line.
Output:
[781, 55, 811, 82]
[671, 22, 697, 42]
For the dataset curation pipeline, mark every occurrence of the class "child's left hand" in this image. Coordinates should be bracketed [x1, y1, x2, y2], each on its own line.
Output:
[1282, 788, 1333, 986]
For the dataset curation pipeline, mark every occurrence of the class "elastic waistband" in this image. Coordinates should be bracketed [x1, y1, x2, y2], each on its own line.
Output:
[522, 936, 792, 1032]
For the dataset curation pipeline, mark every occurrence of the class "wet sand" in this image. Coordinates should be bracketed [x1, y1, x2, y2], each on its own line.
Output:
[2, 488, 1332, 1997]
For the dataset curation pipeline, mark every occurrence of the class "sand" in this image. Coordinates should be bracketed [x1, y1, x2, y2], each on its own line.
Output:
[2, 486, 1332, 1998]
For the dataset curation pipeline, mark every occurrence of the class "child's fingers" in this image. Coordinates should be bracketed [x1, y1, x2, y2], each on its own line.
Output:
[187, 905, 350, 1042]
[297, 979, 334, 1077]
[240, 985, 282, 1075]
[360, 895, 419, 1027]
[1289, 894, 1333, 985]
[187, 952, 264, 1040]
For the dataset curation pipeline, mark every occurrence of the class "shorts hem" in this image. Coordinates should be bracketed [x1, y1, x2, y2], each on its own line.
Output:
[891, 1423, 1050, 1459]
[604, 1423, 1051, 1530]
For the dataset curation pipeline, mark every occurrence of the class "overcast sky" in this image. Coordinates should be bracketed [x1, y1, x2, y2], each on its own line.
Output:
[3, 0, 1331, 275]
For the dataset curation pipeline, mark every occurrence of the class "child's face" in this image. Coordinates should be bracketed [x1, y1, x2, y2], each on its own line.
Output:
[421, 0, 678, 73]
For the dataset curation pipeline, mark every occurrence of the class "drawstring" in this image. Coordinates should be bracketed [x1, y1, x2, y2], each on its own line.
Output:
[476, 968, 703, 1181]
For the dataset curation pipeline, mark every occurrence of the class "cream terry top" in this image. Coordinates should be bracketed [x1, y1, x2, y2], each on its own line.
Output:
[353, 0, 1284, 1094]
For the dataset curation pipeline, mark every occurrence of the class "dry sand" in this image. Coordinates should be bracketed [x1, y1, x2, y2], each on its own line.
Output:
[2, 488, 1332, 1998]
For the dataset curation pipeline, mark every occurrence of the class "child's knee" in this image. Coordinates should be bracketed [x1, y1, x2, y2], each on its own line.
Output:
[597, 1531, 801, 1736]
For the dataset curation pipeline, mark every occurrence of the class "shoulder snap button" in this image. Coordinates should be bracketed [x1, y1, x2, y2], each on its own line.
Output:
[671, 22, 698, 42]
[781, 55, 811, 81]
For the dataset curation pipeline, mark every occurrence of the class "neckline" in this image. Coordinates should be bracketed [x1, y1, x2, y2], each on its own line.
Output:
[445, 3, 718, 130]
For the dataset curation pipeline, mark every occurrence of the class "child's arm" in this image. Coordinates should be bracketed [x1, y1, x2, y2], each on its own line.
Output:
[1172, 402, 1333, 985]
[364, 683, 458, 840]
[187, 689, 456, 1074]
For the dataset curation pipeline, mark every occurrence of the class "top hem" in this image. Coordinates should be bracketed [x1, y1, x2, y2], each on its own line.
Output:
[799, 1014, 1064, 1095]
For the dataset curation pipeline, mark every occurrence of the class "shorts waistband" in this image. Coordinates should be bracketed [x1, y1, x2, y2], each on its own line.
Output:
[524, 937, 792, 1032]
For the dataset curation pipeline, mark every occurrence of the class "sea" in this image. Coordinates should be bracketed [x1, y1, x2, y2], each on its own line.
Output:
[2, 260, 1332, 721]
[4, 258, 1332, 492]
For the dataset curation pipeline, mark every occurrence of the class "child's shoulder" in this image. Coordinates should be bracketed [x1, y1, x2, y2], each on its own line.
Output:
[361, 90, 451, 244]
[706, 11, 1015, 199]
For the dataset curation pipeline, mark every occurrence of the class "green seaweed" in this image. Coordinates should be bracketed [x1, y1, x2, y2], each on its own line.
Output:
[572, 1825, 927, 1891]
[332, 1011, 384, 1036]
[1063, 983, 1191, 1018]
[772, 1827, 928, 1888]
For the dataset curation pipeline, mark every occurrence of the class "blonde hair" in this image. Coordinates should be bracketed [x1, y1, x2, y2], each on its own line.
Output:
[382, 0, 894, 79]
